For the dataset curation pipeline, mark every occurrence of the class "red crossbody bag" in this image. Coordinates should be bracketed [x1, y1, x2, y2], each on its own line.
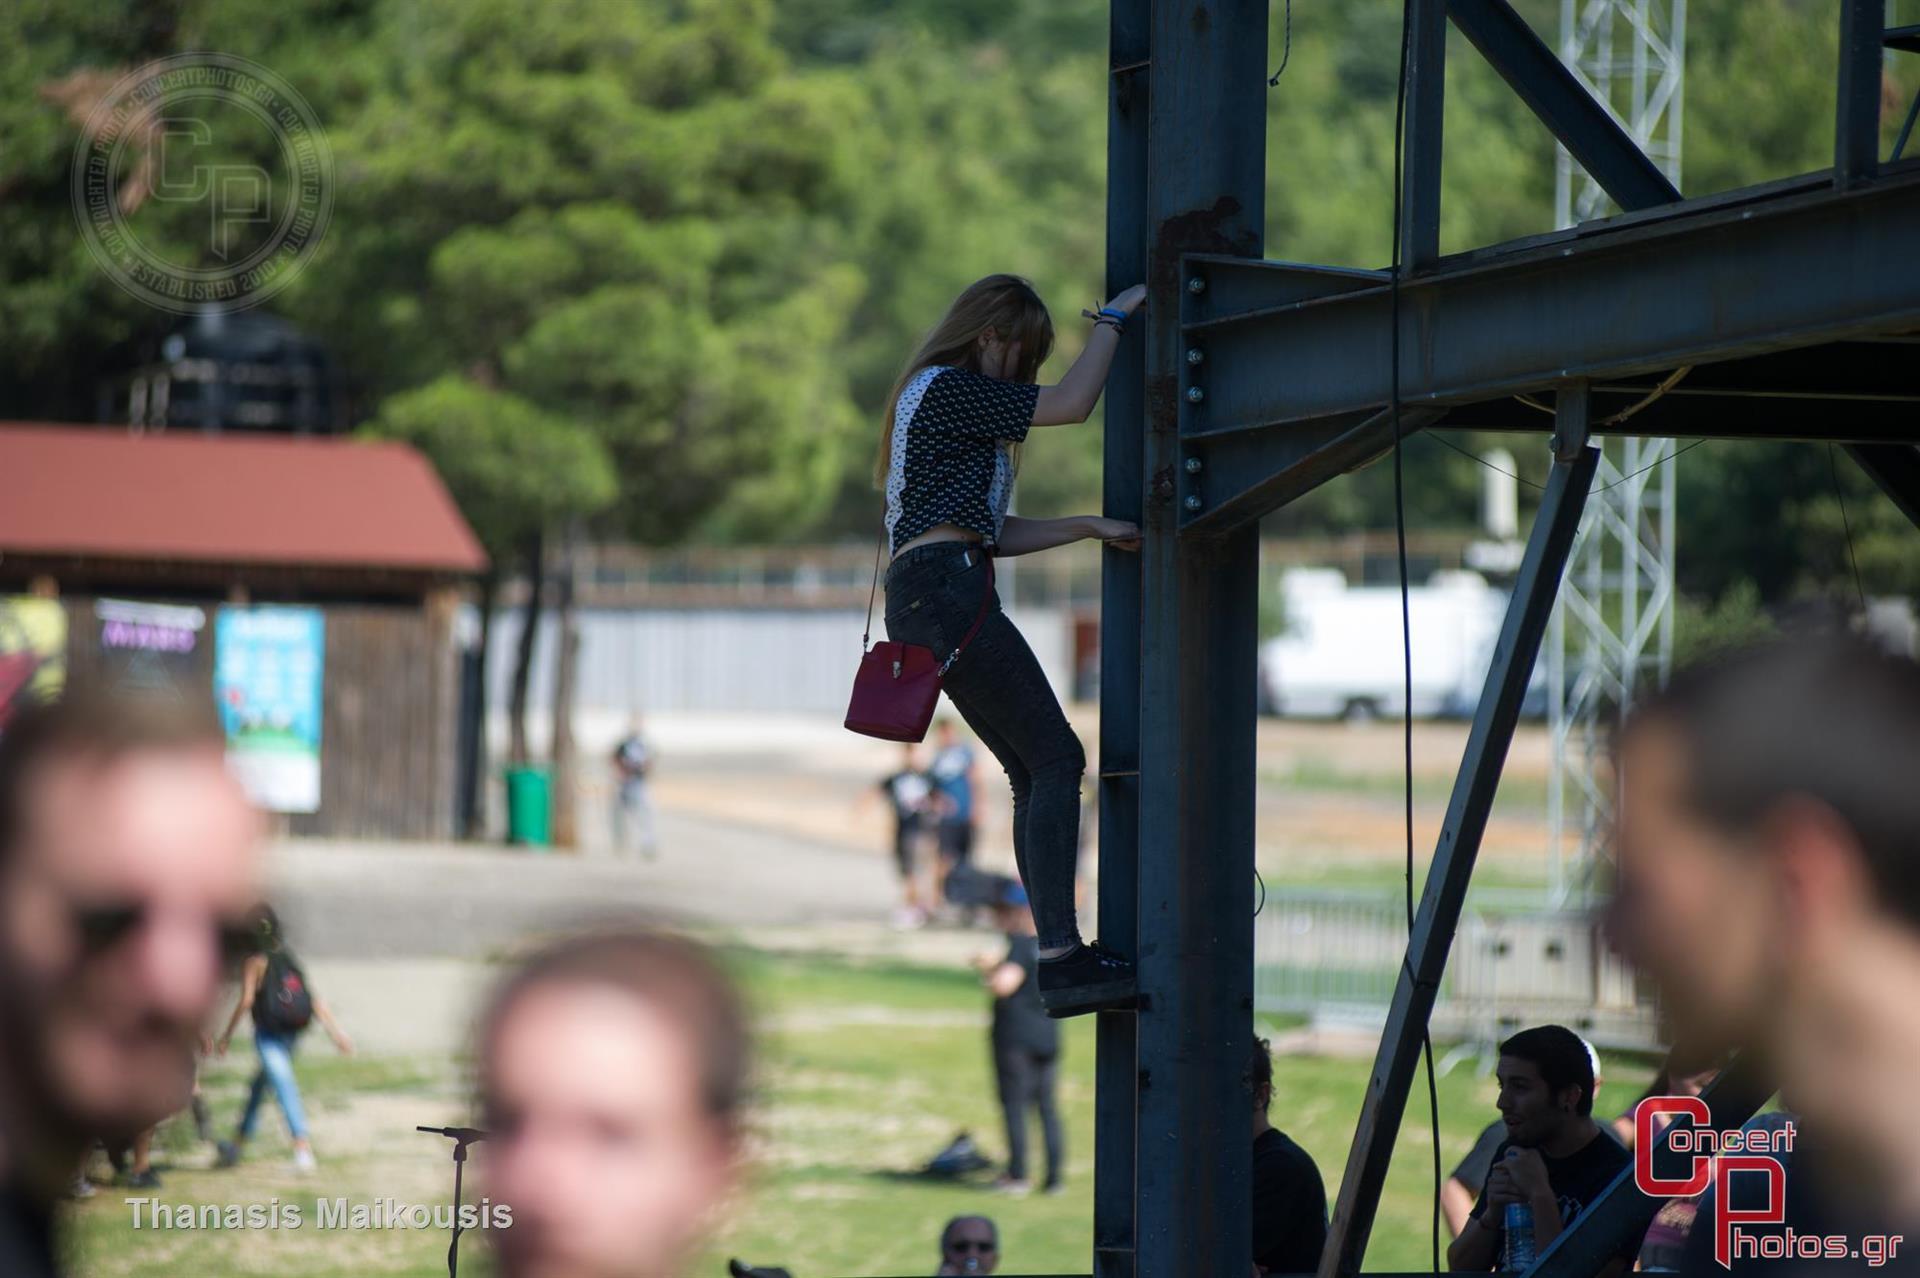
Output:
[844, 532, 994, 743]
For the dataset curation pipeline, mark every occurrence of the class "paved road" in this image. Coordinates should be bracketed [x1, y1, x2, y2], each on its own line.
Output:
[260, 808, 907, 1056]
[269, 807, 899, 961]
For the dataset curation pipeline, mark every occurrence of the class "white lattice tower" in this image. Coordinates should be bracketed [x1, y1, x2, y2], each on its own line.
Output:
[1547, 0, 1684, 906]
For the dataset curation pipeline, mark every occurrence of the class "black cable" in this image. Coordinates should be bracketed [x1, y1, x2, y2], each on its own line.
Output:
[1828, 443, 1868, 615]
[1596, 437, 1706, 494]
[1388, 6, 1443, 1272]
[1254, 868, 1267, 918]
[1268, 0, 1293, 86]
[1426, 434, 1548, 491]
[1429, 431, 1709, 497]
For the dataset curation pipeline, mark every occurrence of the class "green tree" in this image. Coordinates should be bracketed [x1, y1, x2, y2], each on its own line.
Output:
[364, 375, 616, 824]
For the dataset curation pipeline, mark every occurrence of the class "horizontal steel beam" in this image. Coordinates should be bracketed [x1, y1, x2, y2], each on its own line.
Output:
[1446, 0, 1680, 212]
[1441, 394, 1920, 443]
[1181, 171, 1920, 442]
[1180, 407, 1442, 535]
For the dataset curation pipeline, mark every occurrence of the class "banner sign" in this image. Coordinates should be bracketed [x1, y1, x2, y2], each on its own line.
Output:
[215, 606, 324, 813]
[96, 598, 205, 691]
[0, 597, 67, 733]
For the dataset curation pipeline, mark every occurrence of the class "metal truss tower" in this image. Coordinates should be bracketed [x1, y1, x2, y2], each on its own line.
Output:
[1547, 0, 1685, 905]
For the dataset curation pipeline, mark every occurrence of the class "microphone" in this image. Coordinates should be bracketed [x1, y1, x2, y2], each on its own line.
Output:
[417, 1125, 489, 1144]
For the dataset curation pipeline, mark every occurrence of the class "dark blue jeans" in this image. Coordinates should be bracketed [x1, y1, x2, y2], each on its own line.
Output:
[884, 543, 1085, 951]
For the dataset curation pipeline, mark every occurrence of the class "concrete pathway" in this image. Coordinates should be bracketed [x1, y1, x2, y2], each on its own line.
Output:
[262, 807, 983, 1056]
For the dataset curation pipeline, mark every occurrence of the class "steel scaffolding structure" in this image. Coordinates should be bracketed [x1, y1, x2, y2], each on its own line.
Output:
[1093, 2, 1920, 1276]
[1547, 0, 1686, 906]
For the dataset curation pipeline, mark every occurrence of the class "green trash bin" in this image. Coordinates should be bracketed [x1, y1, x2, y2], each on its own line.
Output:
[505, 766, 552, 847]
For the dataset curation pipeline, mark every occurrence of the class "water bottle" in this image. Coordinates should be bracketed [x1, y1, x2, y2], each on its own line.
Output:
[1502, 1201, 1537, 1272]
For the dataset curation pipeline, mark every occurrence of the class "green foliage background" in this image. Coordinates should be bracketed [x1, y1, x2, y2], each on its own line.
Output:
[4, 0, 1920, 609]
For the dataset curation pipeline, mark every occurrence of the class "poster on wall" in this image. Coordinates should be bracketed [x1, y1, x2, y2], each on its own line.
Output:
[0, 597, 67, 734]
[96, 599, 206, 692]
[214, 606, 324, 813]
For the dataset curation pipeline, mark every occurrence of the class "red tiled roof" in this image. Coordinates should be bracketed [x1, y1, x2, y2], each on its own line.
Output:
[0, 424, 488, 574]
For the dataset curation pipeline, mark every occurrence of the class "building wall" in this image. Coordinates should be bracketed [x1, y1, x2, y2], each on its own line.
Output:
[287, 603, 460, 842]
[483, 605, 1076, 717]
[50, 595, 460, 841]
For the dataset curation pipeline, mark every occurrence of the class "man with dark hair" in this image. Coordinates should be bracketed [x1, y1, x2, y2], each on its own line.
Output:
[1609, 636, 1920, 1245]
[1447, 1024, 1631, 1273]
[0, 689, 263, 1277]
[1445, 1037, 1605, 1238]
[479, 926, 752, 1278]
[1247, 1035, 1329, 1275]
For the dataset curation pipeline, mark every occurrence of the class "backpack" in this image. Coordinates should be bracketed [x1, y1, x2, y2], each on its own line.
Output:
[254, 951, 313, 1035]
[920, 1130, 993, 1179]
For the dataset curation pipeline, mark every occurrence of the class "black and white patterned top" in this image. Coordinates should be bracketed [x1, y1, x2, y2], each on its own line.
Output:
[884, 365, 1040, 555]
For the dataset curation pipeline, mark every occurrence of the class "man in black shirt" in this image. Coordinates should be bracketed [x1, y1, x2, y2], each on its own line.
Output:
[1447, 1037, 1607, 1237]
[0, 692, 263, 1277]
[875, 746, 934, 927]
[1248, 1035, 1329, 1274]
[1448, 1025, 1632, 1273]
[973, 876, 1061, 1194]
[1444, 1119, 1509, 1238]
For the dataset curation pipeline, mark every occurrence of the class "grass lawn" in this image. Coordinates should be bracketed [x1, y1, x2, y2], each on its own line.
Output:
[65, 947, 1652, 1277]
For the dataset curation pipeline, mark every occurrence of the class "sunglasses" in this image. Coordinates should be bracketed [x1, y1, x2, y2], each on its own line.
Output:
[70, 901, 258, 969]
[947, 1240, 996, 1254]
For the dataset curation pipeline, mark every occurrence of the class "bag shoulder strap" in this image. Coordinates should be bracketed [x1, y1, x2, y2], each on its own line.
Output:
[939, 552, 995, 675]
[863, 521, 997, 670]
[861, 521, 885, 650]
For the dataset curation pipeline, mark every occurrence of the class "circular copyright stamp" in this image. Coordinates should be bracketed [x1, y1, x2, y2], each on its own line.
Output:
[69, 52, 333, 314]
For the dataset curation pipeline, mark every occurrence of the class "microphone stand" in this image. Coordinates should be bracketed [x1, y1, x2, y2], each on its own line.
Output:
[417, 1125, 488, 1278]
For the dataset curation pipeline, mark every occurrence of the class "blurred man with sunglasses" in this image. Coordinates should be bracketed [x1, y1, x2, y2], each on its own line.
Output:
[0, 690, 262, 1277]
[936, 1215, 1000, 1275]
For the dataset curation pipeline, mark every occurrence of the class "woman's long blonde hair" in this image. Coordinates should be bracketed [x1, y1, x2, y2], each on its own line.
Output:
[874, 274, 1056, 488]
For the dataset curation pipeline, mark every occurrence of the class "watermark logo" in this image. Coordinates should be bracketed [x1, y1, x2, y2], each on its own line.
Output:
[68, 52, 333, 314]
[1633, 1097, 1904, 1268]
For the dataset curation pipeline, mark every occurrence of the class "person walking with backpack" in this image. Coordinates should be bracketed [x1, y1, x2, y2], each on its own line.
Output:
[610, 713, 660, 859]
[213, 904, 352, 1172]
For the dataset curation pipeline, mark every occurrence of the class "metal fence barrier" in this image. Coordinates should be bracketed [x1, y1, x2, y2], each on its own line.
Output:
[1254, 890, 1660, 1053]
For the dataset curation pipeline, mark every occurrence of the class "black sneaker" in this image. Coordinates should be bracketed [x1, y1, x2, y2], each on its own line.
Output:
[1037, 941, 1138, 1018]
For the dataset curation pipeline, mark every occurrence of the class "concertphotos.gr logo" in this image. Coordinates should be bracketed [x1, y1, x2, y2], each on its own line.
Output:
[1634, 1097, 1905, 1269]
[68, 52, 333, 314]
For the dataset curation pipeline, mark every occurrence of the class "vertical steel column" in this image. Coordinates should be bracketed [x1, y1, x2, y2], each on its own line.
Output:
[1134, 4, 1267, 1276]
[1836, 0, 1884, 187]
[1401, 0, 1449, 273]
[1094, 3, 1150, 1276]
[1318, 390, 1600, 1277]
